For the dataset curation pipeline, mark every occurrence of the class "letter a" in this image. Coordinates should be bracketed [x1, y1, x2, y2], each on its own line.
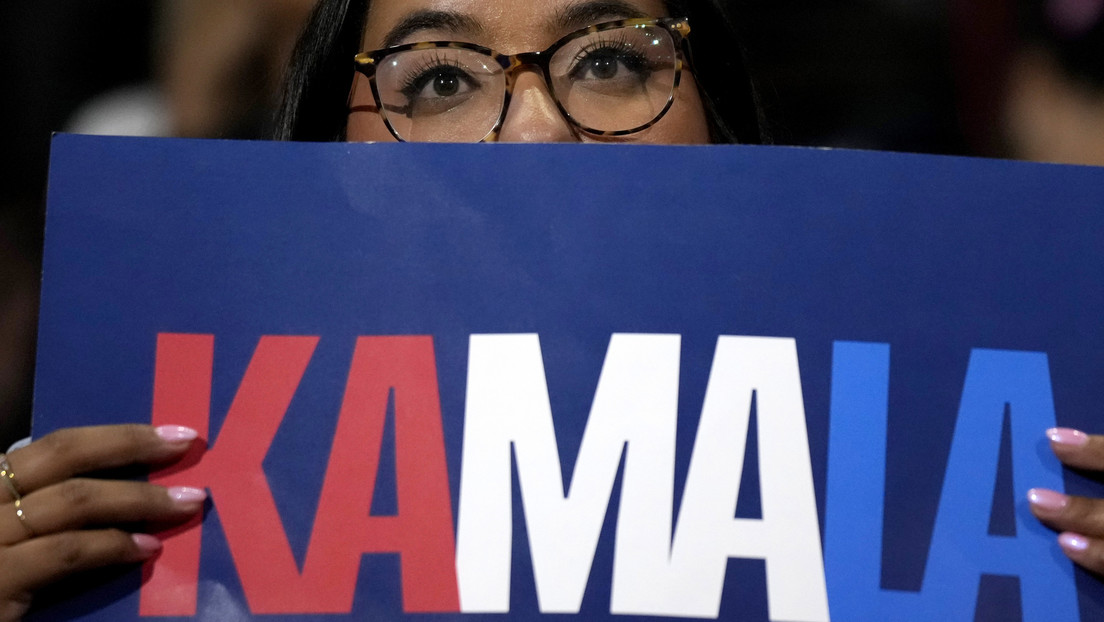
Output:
[298, 336, 459, 613]
[624, 336, 828, 621]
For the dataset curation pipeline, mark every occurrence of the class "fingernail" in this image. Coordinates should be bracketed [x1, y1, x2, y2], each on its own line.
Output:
[1059, 532, 1090, 552]
[132, 533, 163, 558]
[156, 425, 198, 443]
[1028, 488, 1069, 512]
[168, 486, 207, 504]
[1047, 427, 1089, 447]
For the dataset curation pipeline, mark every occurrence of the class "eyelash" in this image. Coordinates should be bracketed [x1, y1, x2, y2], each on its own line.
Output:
[574, 34, 632, 62]
[398, 52, 468, 98]
[569, 35, 650, 76]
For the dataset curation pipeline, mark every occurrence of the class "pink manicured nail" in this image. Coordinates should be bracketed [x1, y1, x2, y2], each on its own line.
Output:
[1059, 532, 1090, 552]
[1028, 488, 1069, 511]
[132, 533, 163, 557]
[168, 486, 207, 504]
[1047, 427, 1089, 447]
[156, 425, 198, 443]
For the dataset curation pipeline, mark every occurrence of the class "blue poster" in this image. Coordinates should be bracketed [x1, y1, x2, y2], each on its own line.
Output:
[33, 134, 1104, 621]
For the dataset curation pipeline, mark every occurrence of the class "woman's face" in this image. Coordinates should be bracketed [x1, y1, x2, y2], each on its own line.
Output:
[346, 0, 710, 144]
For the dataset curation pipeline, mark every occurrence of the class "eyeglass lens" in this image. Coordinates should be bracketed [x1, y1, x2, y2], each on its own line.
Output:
[372, 24, 678, 142]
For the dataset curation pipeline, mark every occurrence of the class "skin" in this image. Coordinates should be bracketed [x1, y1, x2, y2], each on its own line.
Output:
[1003, 47, 1104, 166]
[0, 425, 203, 621]
[346, 0, 711, 143]
[1029, 429, 1104, 575]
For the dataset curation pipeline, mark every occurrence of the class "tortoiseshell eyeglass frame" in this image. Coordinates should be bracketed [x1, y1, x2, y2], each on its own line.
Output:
[351, 17, 691, 142]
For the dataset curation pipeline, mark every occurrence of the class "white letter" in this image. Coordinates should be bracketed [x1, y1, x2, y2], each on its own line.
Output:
[456, 334, 680, 614]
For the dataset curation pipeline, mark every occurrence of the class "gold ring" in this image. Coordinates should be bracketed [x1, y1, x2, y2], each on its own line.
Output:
[13, 499, 35, 538]
[0, 454, 21, 502]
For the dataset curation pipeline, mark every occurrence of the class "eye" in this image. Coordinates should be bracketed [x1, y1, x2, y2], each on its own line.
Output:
[568, 41, 651, 82]
[400, 58, 481, 103]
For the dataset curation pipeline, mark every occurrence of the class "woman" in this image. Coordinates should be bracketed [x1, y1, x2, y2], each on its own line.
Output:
[274, 0, 766, 144]
[1, 0, 1103, 619]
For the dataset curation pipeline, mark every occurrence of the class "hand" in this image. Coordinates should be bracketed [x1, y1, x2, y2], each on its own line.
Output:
[1029, 428, 1104, 574]
[0, 425, 204, 622]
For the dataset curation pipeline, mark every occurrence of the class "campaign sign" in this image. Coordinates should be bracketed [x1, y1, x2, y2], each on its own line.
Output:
[34, 134, 1104, 621]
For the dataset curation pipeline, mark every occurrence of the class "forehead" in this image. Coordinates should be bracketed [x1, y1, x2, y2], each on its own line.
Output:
[362, 0, 670, 50]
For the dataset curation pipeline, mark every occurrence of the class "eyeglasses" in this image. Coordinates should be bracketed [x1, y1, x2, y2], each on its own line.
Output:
[352, 17, 691, 142]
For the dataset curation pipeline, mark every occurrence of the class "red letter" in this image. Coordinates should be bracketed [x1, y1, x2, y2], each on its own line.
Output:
[296, 336, 459, 613]
[142, 333, 319, 616]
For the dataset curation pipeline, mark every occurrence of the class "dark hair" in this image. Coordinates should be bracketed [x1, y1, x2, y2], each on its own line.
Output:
[274, 0, 767, 144]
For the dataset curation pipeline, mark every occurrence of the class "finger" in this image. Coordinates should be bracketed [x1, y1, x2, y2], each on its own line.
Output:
[1046, 427, 1104, 471]
[0, 454, 21, 506]
[0, 480, 205, 546]
[0, 530, 161, 597]
[1028, 488, 1104, 536]
[1056, 532, 1104, 576]
[2, 425, 198, 498]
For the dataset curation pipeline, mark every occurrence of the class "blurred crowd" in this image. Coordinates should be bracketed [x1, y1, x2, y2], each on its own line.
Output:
[0, 0, 316, 447]
[0, 0, 1102, 449]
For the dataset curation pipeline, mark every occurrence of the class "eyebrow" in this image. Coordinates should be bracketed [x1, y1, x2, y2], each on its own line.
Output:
[547, 0, 651, 33]
[380, 10, 485, 48]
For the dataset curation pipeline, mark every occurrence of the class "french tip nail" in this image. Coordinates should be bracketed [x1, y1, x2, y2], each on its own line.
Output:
[1047, 427, 1089, 446]
[132, 533, 163, 557]
[1059, 532, 1090, 552]
[156, 425, 199, 443]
